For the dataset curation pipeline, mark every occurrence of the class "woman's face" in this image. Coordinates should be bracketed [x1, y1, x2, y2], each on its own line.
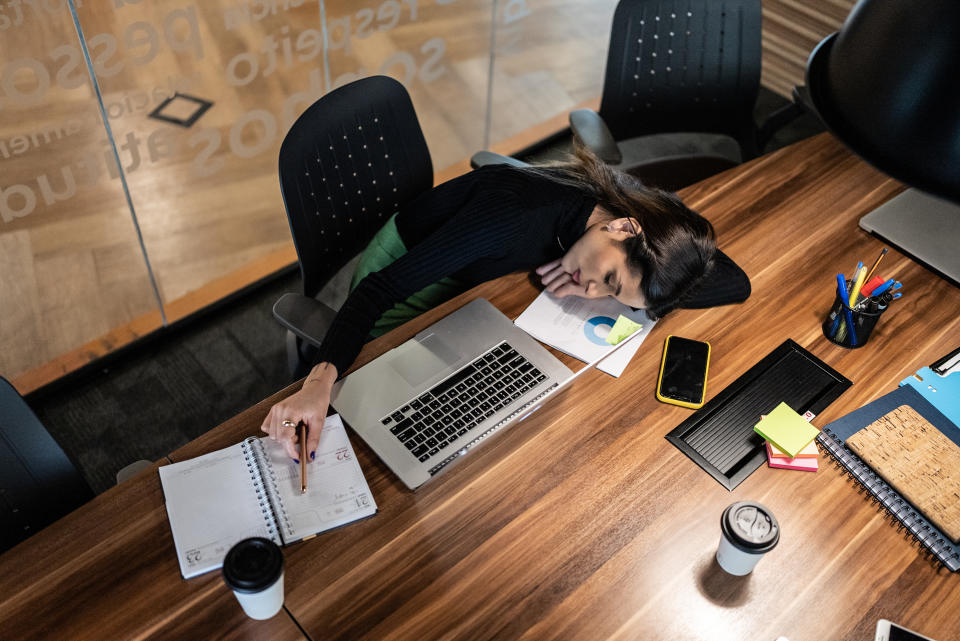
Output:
[559, 217, 646, 308]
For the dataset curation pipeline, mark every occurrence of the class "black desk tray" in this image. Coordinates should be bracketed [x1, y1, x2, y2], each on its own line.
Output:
[665, 339, 851, 490]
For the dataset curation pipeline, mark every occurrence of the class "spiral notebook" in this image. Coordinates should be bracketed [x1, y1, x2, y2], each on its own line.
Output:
[159, 415, 377, 579]
[817, 386, 960, 572]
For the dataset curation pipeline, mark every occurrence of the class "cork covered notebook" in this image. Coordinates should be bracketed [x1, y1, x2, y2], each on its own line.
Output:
[847, 405, 960, 543]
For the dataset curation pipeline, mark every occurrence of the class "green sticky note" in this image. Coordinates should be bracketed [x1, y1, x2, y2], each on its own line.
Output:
[606, 315, 643, 345]
[753, 402, 820, 458]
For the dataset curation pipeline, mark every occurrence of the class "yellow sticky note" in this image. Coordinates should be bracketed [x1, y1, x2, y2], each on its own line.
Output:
[606, 315, 642, 345]
[753, 402, 820, 458]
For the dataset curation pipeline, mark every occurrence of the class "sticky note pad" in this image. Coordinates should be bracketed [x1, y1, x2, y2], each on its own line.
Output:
[766, 440, 818, 459]
[768, 455, 818, 472]
[606, 315, 642, 345]
[753, 402, 820, 458]
[766, 439, 818, 471]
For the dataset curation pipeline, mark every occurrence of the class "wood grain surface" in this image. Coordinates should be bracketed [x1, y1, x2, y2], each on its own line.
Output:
[848, 405, 960, 544]
[2, 134, 959, 641]
[0, 461, 306, 640]
[761, 0, 856, 98]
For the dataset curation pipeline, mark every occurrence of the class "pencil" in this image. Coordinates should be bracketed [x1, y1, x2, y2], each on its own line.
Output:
[298, 423, 307, 494]
[863, 247, 888, 287]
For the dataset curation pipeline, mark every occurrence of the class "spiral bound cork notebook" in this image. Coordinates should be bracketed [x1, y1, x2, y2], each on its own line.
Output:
[847, 405, 960, 543]
[159, 415, 376, 579]
[817, 386, 960, 572]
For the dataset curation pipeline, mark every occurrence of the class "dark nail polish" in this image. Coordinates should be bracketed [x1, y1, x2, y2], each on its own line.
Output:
[292, 458, 299, 464]
[310, 451, 315, 460]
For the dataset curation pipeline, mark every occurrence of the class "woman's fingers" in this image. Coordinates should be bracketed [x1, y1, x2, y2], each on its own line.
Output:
[551, 280, 583, 298]
[539, 265, 569, 288]
[283, 427, 301, 459]
[260, 365, 336, 461]
[535, 259, 562, 275]
[544, 272, 573, 293]
[261, 402, 301, 458]
[305, 421, 323, 461]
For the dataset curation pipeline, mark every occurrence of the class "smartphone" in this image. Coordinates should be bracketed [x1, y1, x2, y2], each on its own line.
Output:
[875, 619, 939, 641]
[656, 336, 711, 409]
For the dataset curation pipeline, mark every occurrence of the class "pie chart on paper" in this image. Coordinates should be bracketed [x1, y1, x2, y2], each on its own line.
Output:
[583, 316, 617, 346]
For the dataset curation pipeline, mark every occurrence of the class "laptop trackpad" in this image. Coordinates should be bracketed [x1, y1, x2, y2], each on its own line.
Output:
[389, 333, 462, 388]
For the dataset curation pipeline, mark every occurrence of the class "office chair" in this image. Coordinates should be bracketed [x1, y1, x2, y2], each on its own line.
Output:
[476, 0, 801, 190]
[1, 377, 93, 553]
[273, 75, 434, 376]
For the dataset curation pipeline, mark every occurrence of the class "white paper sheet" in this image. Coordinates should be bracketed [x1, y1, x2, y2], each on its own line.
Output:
[514, 291, 656, 376]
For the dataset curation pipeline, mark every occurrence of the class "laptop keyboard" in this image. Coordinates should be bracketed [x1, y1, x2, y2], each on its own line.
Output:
[380, 341, 547, 462]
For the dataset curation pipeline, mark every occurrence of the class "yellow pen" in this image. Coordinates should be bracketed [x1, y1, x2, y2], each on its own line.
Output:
[848, 264, 867, 307]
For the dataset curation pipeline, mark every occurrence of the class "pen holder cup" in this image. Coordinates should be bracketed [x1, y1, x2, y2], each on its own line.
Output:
[822, 289, 883, 349]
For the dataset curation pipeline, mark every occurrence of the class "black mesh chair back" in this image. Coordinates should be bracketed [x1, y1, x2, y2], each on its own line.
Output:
[278, 75, 433, 300]
[1, 377, 93, 552]
[599, 0, 762, 159]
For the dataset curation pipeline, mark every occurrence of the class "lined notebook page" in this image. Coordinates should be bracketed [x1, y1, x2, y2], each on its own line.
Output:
[159, 444, 275, 578]
[259, 414, 376, 542]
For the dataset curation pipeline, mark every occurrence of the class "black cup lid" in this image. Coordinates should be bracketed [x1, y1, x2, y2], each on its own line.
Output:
[721, 501, 780, 553]
[222, 537, 284, 594]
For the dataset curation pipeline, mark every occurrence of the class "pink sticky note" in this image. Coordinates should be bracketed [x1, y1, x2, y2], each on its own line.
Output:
[768, 456, 818, 471]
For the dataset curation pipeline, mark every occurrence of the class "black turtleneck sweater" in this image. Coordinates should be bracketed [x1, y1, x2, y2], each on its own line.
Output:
[315, 164, 750, 375]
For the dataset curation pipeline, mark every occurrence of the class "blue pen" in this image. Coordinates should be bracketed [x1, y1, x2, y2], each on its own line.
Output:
[892, 281, 902, 291]
[870, 278, 896, 297]
[836, 274, 858, 346]
[831, 274, 846, 338]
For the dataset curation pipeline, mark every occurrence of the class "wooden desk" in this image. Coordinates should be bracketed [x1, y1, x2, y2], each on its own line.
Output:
[2, 134, 959, 641]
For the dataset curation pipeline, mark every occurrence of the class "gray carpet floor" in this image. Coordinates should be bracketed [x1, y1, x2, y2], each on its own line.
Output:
[26, 87, 824, 495]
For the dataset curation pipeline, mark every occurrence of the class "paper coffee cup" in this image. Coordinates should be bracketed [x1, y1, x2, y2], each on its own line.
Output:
[716, 501, 779, 575]
[222, 537, 285, 619]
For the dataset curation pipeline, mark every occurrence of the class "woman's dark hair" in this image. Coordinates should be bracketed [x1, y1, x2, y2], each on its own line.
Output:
[521, 142, 717, 319]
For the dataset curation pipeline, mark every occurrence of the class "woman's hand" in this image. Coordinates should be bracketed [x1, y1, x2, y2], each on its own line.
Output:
[536, 259, 581, 298]
[261, 362, 339, 461]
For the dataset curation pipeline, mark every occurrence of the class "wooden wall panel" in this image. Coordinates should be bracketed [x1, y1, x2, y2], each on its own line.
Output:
[761, 0, 857, 98]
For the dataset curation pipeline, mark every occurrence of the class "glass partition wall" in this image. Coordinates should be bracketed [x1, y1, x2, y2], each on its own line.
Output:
[0, 0, 631, 393]
[0, 2, 160, 390]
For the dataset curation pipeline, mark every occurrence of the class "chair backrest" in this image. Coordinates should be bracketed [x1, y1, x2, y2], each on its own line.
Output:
[598, 0, 762, 158]
[0, 377, 93, 552]
[279, 75, 434, 299]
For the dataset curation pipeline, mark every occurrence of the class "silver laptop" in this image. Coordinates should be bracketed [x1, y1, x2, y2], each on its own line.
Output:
[859, 188, 960, 284]
[330, 297, 644, 490]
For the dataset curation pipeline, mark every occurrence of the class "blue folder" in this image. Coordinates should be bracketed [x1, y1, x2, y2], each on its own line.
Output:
[822, 385, 958, 445]
[899, 366, 960, 429]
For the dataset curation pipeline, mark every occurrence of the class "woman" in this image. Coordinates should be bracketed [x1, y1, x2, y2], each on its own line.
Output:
[262, 145, 750, 460]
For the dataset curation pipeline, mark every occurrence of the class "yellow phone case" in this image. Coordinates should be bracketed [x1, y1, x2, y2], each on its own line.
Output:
[656, 335, 710, 409]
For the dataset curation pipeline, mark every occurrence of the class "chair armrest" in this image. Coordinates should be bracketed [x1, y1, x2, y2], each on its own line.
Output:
[569, 109, 622, 164]
[273, 293, 338, 348]
[756, 87, 809, 151]
[626, 154, 739, 191]
[470, 151, 530, 169]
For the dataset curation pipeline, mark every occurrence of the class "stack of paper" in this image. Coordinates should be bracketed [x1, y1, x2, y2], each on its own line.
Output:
[754, 402, 821, 472]
[513, 291, 655, 377]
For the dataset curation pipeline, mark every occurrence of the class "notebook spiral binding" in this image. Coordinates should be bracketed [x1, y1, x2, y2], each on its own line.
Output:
[242, 437, 287, 545]
[817, 428, 960, 572]
[259, 443, 294, 540]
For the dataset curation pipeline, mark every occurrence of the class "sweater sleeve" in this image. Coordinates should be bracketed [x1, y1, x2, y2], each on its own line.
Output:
[313, 183, 526, 376]
[680, 249, 752, 309]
